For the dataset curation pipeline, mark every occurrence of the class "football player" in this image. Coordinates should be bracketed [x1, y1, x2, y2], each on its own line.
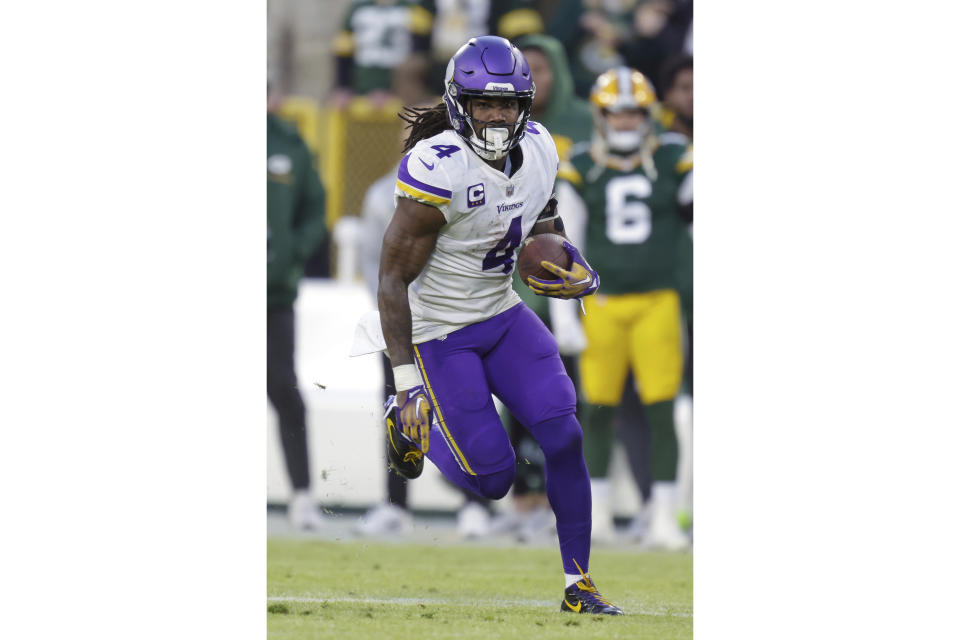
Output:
[330, 0, 434, 109]
[554, 66, 693, 549]
[354, 36, 622, 615]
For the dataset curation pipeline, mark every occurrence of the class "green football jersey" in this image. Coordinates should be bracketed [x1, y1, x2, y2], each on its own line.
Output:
[334, 0, 433, 94]
[562, 135, 692, 295]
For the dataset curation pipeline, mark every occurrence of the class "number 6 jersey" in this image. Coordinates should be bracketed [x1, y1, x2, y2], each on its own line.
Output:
[558, 133, 693, 295]
[395, 122, 559, 343]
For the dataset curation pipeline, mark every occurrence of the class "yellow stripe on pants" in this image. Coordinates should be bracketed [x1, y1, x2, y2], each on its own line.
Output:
[413, 345, 476, 476]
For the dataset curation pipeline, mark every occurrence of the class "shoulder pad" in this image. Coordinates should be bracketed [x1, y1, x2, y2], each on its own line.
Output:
[397, 152, 453, 207]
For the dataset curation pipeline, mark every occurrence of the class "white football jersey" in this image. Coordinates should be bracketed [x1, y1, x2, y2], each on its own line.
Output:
[394, 123, 559, 343]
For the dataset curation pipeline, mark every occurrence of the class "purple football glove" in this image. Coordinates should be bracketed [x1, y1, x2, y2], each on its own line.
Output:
[527, 241, 599, 299]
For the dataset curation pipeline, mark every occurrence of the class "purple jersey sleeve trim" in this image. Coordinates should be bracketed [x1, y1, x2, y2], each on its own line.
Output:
[398, 154, 453, 199]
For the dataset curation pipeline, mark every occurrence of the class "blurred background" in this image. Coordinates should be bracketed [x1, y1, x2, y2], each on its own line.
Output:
[267, 0, 693, 542]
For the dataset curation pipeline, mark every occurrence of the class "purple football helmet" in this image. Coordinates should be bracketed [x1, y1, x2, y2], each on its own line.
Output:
[443, 36, 536, 161]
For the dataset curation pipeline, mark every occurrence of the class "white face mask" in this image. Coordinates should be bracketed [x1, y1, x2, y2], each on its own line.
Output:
[471, 125, 512, 160]
[605, 127, 644, 152]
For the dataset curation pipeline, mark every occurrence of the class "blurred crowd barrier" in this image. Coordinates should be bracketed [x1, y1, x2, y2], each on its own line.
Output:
[276, 96, 406, 234]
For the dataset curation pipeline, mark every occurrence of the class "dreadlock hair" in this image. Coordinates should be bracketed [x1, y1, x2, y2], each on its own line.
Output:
[399, 102, 451, 153]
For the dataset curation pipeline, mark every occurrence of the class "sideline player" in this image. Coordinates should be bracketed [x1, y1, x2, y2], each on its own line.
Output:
[556, 66, 693, 549]
[354, 36, 623, 615]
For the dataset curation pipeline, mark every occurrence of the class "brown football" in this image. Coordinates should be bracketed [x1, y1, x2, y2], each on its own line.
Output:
[517, 233, 571, 285]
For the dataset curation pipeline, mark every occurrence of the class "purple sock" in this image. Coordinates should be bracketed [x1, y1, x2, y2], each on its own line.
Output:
[528, 413, 592, 575]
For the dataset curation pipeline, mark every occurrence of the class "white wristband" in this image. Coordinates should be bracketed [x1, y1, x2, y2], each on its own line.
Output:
[393, 364, 424, 392]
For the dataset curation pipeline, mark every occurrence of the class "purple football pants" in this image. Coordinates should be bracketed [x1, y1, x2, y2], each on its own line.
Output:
[413, 302, 592, 575]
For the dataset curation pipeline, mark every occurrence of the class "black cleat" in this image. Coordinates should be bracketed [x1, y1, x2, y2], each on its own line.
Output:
[561, 574, 625, 615]
[384, 395, 424, 480]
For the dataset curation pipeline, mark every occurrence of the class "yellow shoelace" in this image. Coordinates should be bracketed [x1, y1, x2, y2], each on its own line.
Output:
[572, 558, 613, 606]
[403, 450, 423, 463]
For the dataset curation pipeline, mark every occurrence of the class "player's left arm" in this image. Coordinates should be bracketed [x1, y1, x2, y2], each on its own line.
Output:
[529, 195, 566, 237]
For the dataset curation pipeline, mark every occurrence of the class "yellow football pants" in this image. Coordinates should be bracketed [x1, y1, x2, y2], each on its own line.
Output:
[580, 289, 683, 406]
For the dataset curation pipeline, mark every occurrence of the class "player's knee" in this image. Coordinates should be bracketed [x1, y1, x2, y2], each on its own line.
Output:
[523, 370, 577, 424]
[477, 466, 515, 500]
[533, 414, 583, 459]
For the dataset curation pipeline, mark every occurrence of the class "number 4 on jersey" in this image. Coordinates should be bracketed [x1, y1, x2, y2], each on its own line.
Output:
[482, 216, 523, 273]
[431, 144, 460, 159]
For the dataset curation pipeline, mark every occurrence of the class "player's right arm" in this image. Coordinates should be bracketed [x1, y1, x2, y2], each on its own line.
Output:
[378, 196, 446, 451]
[378, 197, 445, 366]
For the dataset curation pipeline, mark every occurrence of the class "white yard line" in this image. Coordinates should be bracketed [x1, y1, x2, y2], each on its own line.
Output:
[267, 595, 691, 617]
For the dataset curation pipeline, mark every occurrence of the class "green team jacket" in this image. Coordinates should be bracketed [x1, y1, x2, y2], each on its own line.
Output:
[267, 113, 327, 309]
[510, 34, 594, 324]
[561, 135, 693, 295]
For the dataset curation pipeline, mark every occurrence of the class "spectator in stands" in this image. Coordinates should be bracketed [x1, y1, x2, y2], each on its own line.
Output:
[617, 1, 692, 89]
[548, 0, 693, 100]
[426, 0, 545, 90]
[518, 34, 594, 162]
[547, 0, 636, 98]
[267, 87, 328, 530]
[658, 52, 693, 139]
[391, 53, 435, 108]
[331, 0, 434, 109]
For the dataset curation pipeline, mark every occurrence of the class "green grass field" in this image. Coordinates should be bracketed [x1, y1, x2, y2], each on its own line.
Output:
[268, 539, 692, 639]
